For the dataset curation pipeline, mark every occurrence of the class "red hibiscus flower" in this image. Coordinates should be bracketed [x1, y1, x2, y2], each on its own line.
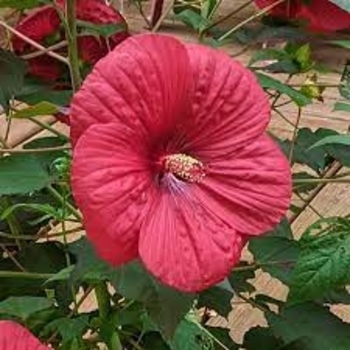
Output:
[12, 0, 129, 82]
[70, 34, 292, 292]
[0, 321, 48, 349]
[254, 0, 350, 32]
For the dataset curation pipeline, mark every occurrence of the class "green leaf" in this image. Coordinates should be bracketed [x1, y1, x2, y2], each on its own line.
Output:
[198, 285, 233, 317]
[228, 264, 255, 294]
[170, 318, 214, 350]
[331, 40, 350, 50]
[243, 326, 284, 350]
[174, 9, 209, 31]
[309, 134, 350, 148]
[0, 296, 51, 320]
[249, 237, 300, 284]
[77, 20, 128, 37]
[0, 0, 48, 9]
[329, 0, 350, 12]
[111, 261, 195, 339]
[0, 49, 26, 113]
[0, 154, 53, 195]
[206, 326, 239, 350]
[68, 237, 113, 283]
[43, 315, 89, 343]
[44, 265, 75, 284]
[256, 73, 311, 106]
[267, 303, 350, 350]
[12, 102, 59, 118]
[289, 222, 350, 304]
[0, 242, 69, 301]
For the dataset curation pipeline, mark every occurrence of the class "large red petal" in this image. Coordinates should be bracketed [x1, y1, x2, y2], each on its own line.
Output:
[72, 123, 153, 265]
[70, 34, 193, 145]
[298, 0, 350, 32]
[197, 134, 291, 236]
[0, 321, 48, 350]
[139, 186, 244, 292]
[183, 44, 270, 160]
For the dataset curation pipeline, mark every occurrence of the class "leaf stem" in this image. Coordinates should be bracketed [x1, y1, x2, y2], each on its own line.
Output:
[95, 282, 111, 320]
[0, 271, 53, 279]
[46, 185, 82, 221]
[0, 19, 68, 64]
[66, 0, 82, 92]
[0, 145, 71, 154]
[217, 0, 287, 42]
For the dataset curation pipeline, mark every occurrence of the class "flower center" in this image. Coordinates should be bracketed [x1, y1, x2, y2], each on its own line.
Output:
[162, 153, 206, 183]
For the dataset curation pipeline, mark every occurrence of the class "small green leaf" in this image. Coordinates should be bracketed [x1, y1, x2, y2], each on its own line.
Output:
[12, 102, 59, 118]
[174, 9, 209, 31]
[44, 265, 75, 284]
[309, 134, 350, 149]
[256, 73, 311, 106]
[77, 20, 127, 37]
[0, 296, 51, 320]
[331, 40, 350, 50]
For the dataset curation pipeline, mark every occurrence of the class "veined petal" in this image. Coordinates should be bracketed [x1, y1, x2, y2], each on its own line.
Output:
[139, 185, 244, 292]
[198, 134, 291, 236]
[183, 44, 270, 159]
[70, 34, 193, 145]
[0, 321, 48, 350]
[72, 123, 153, 265]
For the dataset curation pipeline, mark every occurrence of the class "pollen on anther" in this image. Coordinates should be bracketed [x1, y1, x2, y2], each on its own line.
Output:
[163, 153, 206, 183]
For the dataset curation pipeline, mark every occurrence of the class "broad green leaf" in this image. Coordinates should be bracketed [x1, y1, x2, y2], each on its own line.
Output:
[228, 263, 256, 294]
[0, 49, 26, 113]
[68, 237, 113, 283]
[111, 261, 195, 339]
[256, 73, 311, 106]
[0, 296, 51, 320]
[43, 315, 89, 343]
[289, 222, 350, 304]
[206, 326, 239, 350]
[0, 242, 68, 301]
[12, 102, 59, 119]
[329, 0, 350, 12]
[243, 326, 284, 350]
[197, 285, 233, 317]
[266, 218, 293, 238]
[249, 237, 300, 284]
[170, 318, 214, 350]
[267, 302, 350, 350]
[310, 134, 350, 149]
[0, 154, 52, 195]
[0, 0, 48, 9]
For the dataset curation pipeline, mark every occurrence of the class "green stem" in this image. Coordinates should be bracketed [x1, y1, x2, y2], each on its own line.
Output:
[0, 145, 71, 154]
[95, 282, 111, 320]
[0, 197, 22, 248]
[218, 0, 287, 42]
[66, 0, 82, 92]
[28, 117, 70, 141]
[0, 271, 53, 279]
[293, 178, 350, 185]
[46, 185, 82, 221]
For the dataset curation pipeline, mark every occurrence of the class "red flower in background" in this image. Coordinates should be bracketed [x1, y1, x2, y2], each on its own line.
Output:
[254, 0, 350, 32]
[12, 0, 129, 82]
[0, 321, 48, 349]
[70, 34, 292, 292]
